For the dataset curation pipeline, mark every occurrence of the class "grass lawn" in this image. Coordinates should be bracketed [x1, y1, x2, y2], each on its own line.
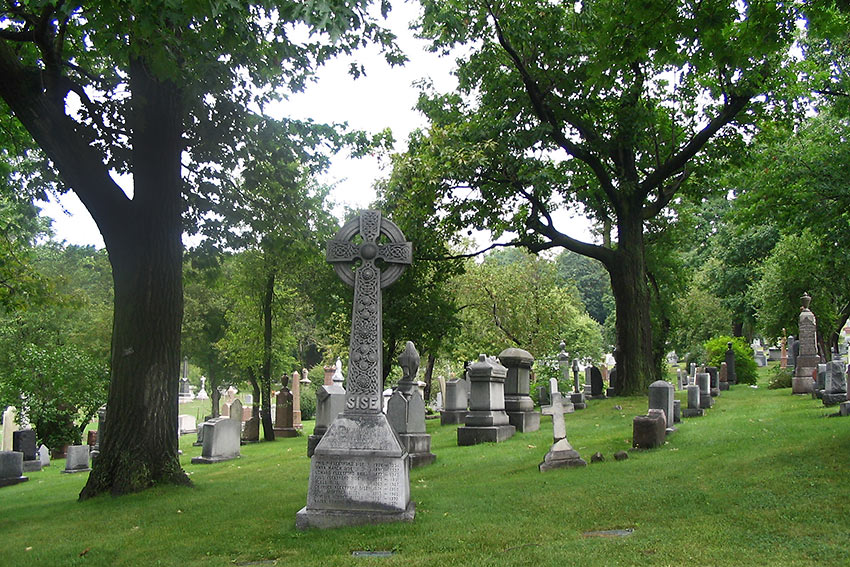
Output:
[3, 364, 849, 566]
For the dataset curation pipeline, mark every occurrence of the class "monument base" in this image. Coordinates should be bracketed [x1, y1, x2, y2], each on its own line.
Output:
[299, 412, 413, 530]
[440, 410, 467, 425]
[823, 393, 847, 407]
[606, 388, 616, 397]
[296, 501, 415, 531]
[190, 455, 239, 464]
[719, 383, 730, 391]
[699, 396, 714, 410]
[506, 411, 540, 432]
[792, 376, 814, 394]
[682, 408, 704, 418]
[398, 433, 435, 468]
[840, 401, 850, 417]
[457, 424, 516, 446]
[61, 467, 91, 474]
[539, 440, 587, 471]
[22, 460, 42, 473]
[273, 427, 299, 438]
[0, 476, 28, 487]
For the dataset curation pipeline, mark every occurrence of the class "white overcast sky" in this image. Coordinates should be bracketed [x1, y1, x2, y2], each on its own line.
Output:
[38, 1, 593, 249]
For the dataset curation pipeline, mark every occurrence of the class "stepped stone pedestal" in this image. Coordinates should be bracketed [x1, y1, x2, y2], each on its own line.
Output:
[499, 347, 540, 433]
[457, 355, 516, 446]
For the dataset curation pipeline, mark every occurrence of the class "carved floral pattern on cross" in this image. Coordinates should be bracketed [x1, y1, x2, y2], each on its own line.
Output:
[326, 210, 412, 408]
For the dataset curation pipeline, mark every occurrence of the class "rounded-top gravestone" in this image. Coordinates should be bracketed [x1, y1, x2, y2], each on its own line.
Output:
[648, 380, 674, 431]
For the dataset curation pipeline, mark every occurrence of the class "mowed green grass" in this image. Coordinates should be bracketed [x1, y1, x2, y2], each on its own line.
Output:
[3, 365, 849, 567]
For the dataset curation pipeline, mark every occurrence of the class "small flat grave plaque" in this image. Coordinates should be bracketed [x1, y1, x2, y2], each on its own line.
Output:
[582, 528, 634, 538]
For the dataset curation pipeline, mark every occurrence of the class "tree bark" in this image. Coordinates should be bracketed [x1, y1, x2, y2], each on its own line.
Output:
[605, 212, 657, 395]
[79, 57, 190, 498]
[260, 268, 276, 441]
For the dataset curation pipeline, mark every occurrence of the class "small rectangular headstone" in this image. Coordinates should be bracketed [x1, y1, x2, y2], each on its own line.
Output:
[62, 445, 91, 473]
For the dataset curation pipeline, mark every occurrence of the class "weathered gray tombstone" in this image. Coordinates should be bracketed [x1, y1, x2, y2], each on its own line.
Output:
[536, 384, 550, 407]
[588, 366, 605, 399]
[632, 410, 666, 449]
[62, 445, 91, 473]
[676, 368, 684, 391]
[539, 392, 586, 471]
[706, 366, 720, 397]
[386, 341, 435, 467]
[788, 335, 798, 369]
[457, 354, 516, 445]
[793, 293, 819, 394]
[229, 399, 243, 426]
[814, 363, 828, 399]
[696, 372, 713, 409]
[823, 359, 847, 407]
[38, 444, 50, 467]
[13, 429, 41, 472]
[499, 347, 540, 432]
[682, 384, 704, 418]
[0, 451, 27, 487]
[559, 342, 585, 410]
[242, 415, 260, 443]
[754, 347, 767, 367]
[178, 414, 197, 435]
[297, 210, 415, 530]
[307, 358, 346, 457]
[673, 399, 681, 423]
[440, 378, 468, 425]
[191, 418, 241, 464]
[768, 347, 780, 362]
[606, 366, 618, 397]
[648, 380, 675, 433]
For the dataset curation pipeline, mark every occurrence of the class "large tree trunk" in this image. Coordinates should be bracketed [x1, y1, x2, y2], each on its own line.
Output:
[606, 214, 657, 395]
[260, 268, 276, 441]
[80, 57, 190, 498]
[209, 366, 221, 419]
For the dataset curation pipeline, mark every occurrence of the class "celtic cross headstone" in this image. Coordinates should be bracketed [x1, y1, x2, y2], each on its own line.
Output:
[297, 210, 415, 530]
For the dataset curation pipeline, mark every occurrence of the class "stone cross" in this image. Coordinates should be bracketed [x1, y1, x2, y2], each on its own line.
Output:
[541, 392, 567, 441]
[326, 211, 412, 414]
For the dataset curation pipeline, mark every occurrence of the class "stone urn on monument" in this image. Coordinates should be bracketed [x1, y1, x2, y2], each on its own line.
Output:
[296, 210, 415, 530]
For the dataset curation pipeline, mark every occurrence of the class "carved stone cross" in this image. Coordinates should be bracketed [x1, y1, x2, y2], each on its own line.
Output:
[326, 210, 412, 414]
[541, 392, 567, 441]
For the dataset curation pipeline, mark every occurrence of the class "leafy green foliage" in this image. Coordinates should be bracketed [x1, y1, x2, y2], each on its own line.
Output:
[451, 249, 603, 362]
[393, 0, 798, 394]
[767, 365, 793, 390]
[0, 244, 111, 449]
[704, 336, 757, 385]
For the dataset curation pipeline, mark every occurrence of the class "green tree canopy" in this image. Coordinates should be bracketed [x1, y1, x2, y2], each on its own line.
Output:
[391, 0, 797, 394]
[0, 0, 401, 498]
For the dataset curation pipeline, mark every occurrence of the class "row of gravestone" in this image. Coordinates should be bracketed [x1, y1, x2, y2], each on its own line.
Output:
[633, 362, 728, 449]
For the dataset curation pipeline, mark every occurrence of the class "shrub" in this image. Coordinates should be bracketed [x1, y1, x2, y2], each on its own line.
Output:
[767, 366, 793, 389]
[704, 336, 758, 385]
[300, 389, 316, 421]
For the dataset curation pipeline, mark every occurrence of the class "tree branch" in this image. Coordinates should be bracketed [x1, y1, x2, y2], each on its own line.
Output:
[0, 41, 132, 240]
[639, 94, 751, 203]
[484, 2, 620, 211]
